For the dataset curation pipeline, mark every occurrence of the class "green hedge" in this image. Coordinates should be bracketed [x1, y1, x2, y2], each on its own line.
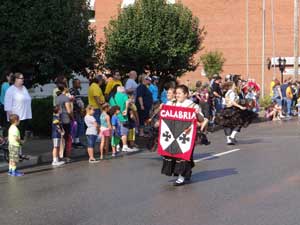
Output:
[31, 97, 53, 137]
[30, 96, 88, 137]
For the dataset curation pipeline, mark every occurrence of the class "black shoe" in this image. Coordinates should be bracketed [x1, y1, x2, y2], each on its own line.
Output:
[227, 141, 235, 145]
[229, 137, 237, 144]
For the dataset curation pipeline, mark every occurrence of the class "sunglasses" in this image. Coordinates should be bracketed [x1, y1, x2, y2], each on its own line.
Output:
[16, 77, 24, 80]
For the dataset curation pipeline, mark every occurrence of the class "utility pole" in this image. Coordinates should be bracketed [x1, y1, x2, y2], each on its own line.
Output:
[261, 0, 266, 97]
[271, 0, 276, 78]
[246, 0, 249, 79]
[294, 0, 299, 80]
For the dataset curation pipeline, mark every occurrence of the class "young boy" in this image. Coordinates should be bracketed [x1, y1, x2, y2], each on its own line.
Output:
[8, 114, 24, 176]
[52, 106, 65, 166]
[110, 106, 122, 154]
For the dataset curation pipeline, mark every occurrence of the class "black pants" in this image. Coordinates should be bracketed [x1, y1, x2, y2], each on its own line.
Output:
[224, 126, 241, 136]
[18, 119, 31, 140]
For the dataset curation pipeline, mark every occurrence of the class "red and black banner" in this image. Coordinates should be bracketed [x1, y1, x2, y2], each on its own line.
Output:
[157, 104, 197, 161]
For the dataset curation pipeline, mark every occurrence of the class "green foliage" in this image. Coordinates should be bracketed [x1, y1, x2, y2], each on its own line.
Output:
[200, 51, 226, 80]
[0, 0, 100, 84]
[30, 97, 53, 137]
[104, 0, 205, 80]
[259, 95, 272, 109]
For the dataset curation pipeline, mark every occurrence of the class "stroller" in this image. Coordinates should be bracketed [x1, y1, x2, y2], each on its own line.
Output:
[0, 137, 9, 162]
[145, 103, 160, 151]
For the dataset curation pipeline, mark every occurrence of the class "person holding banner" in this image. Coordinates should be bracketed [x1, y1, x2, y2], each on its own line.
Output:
[159, 85, 204, 186]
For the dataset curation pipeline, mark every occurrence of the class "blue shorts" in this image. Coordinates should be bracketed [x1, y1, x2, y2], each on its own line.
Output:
[86, 135, 97, 148]
[120, 123, 129, 136]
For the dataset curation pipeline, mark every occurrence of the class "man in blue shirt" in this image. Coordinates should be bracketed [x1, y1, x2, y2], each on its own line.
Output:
[149, 76, 159, 103]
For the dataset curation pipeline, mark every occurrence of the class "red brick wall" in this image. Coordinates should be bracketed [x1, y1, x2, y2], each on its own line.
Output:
[95, 0, 298, 94]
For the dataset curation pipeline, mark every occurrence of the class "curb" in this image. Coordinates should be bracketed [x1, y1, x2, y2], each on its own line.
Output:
[0, 148, 147, 173]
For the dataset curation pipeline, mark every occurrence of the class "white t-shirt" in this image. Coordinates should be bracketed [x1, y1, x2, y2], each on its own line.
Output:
[166, 99, 203, 116]
[4, 85, 32, 121]
[84, 115, 97, 135]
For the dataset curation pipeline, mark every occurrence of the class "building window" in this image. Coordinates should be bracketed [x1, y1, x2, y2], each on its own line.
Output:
[121, 0, 175, 8]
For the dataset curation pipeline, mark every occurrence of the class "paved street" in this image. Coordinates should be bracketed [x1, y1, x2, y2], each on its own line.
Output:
[1, 120, 300, 225]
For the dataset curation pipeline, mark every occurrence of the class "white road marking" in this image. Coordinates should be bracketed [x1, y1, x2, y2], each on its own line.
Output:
[194, 149, 241, 163]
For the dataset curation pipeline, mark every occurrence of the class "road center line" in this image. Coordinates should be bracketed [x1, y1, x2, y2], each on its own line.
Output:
[194, 149, 241, 163]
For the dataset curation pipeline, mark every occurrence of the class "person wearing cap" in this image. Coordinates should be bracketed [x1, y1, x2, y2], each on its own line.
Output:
[88, 75, 105, 124]
[104, 71, 123, 100]
[136, 74, 153, 137]
[148, 76, 159, 104]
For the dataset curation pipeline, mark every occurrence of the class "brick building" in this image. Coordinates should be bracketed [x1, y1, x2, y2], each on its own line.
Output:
[94, 0, 299, 94]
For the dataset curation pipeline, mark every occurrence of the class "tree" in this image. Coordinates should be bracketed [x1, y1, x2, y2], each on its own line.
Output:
[0, 0, 100, 84]
[104, 0, 205, 81]
[200, 51, 226, 80]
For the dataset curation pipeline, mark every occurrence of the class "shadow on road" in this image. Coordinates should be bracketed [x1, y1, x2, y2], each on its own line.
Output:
[189, 168, 238, 184]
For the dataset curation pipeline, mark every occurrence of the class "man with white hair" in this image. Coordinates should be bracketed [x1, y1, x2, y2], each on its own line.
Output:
[125, 70, 138, 94]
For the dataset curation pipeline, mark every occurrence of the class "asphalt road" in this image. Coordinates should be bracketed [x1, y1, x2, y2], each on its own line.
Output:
[1, 120, 300, 225]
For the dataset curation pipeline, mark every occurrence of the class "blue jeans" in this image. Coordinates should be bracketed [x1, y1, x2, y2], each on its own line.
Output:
[286, 98, 292, 116]
[214, 98, 223, 113]
[93, 109, 101, 125]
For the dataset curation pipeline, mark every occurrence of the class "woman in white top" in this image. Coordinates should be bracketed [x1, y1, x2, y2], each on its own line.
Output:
[161, 84, 204, 186]
[4, 72, 32, 139]
[215, 81, 257, 145]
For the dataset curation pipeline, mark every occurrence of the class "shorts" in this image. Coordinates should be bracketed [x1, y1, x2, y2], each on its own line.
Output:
[128, 128, 135, 141]
[120, 123, 129, 136]
[9, 145, 20, 162]
[53, 138, 61, 148]
[86, 135, 97, 148]
[111, 136, 120, 147]
[100, 127, 111, 137]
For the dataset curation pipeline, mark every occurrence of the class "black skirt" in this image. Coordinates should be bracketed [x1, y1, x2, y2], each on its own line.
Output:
[161, 147, 195, 178]
[215, 107, 257, 128]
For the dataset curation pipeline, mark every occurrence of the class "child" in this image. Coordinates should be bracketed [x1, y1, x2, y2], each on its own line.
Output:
[52, 106, 65, 166]
[8, 114, 24, 176]
[126, 91, 139, 149]
[99, 103, 112, 159]
[84, 105, 99, 163]
[109, 106, 121, 155]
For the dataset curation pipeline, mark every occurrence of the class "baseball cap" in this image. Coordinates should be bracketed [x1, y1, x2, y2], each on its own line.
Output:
[145, 76, 152, 81]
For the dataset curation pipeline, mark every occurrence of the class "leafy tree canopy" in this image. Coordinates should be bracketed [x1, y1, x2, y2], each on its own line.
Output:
[104, 0, 205, 81]
[0, 0, 99, 84]
[200, 50, 226, 80]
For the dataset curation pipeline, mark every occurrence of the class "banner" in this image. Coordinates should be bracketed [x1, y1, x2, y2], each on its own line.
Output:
[157, 104, 197, 161]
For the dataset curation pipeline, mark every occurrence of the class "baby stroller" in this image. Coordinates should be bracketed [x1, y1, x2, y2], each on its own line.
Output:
[145, 103, 160, 151]
[0, 137, 9, 162]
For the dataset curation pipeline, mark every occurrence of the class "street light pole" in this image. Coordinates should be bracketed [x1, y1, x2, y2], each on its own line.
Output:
[261, 0, 266, 97]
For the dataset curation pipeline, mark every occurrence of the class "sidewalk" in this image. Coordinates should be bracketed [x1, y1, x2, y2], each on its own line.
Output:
[0, 137, 149, 173]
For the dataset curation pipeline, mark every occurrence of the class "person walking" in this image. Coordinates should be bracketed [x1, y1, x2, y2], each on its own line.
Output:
[161, 85, 204, 186]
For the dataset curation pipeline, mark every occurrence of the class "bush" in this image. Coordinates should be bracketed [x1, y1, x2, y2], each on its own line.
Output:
[31, 97, 53, 137]
[30, 96, 88, 137]
[259, 95, 272, 109]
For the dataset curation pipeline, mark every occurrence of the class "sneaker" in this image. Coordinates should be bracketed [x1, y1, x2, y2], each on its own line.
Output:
[173, 178, 185, 186]
[10, 170, 24, 177]
[112, 153, 116, 157]
[122, 146, 131, 152]
[7, 170, 12, 176]
[116, 145, 121, 152]
[65, 157, 72, 163]
[73, 142, 85, 148]
[129, 147, 139, 152]
[229, 137, 237, 144]
[52, 161, 65, 166]
[89, 159, 99, 163]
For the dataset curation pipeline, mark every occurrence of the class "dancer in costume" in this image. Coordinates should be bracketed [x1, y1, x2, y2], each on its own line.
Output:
[160, 85, 204, 186]
[215, 81, 257, 145]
